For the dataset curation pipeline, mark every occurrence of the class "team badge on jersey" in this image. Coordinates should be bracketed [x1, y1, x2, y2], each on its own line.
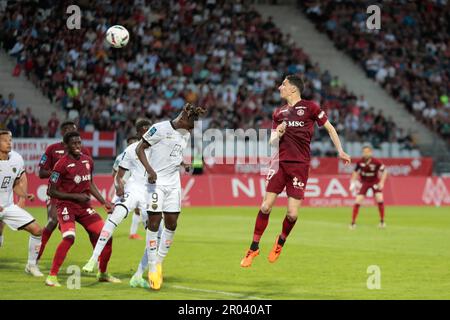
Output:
[74, 175, 82, 184]
[152, 203, 158, 210]
[12, 167, 17, 173]
[85, 163, 90, 170]
[297, 109, 304, 116]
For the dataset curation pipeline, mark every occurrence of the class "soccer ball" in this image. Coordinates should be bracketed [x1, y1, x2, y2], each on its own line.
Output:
[106, 25, 129, 48]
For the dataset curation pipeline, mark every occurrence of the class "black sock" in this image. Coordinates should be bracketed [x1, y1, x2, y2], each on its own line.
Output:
[250, 241, 259, 251]
[277, 235, 286, 246]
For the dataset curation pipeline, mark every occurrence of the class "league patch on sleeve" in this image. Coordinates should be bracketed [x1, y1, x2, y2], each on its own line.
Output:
[149, 127, 157, 136]
[39, 154, 47, 165]
[50, 171, 60, 183]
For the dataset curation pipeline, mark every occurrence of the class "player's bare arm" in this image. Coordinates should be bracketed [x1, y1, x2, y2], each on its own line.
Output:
[13, 173, 35, 202]
[114, 167, 127, 197]
[47, 182, 90, 203]
[269, 121, 287, 145]
[323, 120, 351, 165]
[136, 140, 157, 183]
[349, 171, 360, 192]
[378, 168, 388, 190]
[38, 166, 52, 179]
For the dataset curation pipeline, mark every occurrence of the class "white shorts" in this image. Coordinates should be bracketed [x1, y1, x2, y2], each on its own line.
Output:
[113, 183, 149, 221]
[147, 185, 181, 213]
[0, 204, 35, 231]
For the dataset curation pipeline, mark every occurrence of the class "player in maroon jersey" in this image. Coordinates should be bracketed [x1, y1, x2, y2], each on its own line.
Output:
[349, 145, 388, 229]
[44, 131, 118, 287]
[241, 75, 351, 268]
[37, 121, 91, 260]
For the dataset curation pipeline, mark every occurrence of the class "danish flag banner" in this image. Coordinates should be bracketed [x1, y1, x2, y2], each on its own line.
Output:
[23, 174, 450, 207]
[79, 131, 116, 157]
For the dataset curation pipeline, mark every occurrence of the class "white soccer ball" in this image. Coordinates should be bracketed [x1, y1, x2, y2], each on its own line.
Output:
[106, 25, 129, 48]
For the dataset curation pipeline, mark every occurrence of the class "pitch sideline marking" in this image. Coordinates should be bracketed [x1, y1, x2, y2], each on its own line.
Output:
[169, 284, 270, 300]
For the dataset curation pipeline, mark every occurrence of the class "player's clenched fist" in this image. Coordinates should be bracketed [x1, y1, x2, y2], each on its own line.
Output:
[147, 169, 157, 184]
[276, 121, 287, 137]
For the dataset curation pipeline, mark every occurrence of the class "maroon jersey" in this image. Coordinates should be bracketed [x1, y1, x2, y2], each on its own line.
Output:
[39, 141, 91, 173]
[272, 99, 328, 163]
[354, 158, 385, 183]
[49, 154, 94, 210]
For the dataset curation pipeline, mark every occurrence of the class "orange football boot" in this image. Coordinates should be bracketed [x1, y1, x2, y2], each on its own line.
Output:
[129, 234, 143, 240]
[268, 236, 283, 263]
[240, 249, 260, 268]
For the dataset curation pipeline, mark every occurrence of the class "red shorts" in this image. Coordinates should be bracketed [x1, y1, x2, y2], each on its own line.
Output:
[266, 162, 309, 200]
[358, 182, 382, 195]
[57, 205, 105, 238]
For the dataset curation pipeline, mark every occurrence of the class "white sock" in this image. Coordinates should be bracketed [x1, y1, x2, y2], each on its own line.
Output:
[129, 213, 140, 235]
[156, 228, 175, 264]
[28, 235, 41, 266]
[146, 229, 159, 273]
[92, 205, 127, 260]
[134, 247, 148, 278]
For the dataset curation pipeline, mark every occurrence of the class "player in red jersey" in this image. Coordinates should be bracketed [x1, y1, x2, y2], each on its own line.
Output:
[241, 75, 351, 267]
[349, 145, 388, 229]
[44, 131, 117, 287]
[37, 121, 91, 260]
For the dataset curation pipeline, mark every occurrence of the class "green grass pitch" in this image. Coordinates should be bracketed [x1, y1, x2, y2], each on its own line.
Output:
[1, 206, 449, 300]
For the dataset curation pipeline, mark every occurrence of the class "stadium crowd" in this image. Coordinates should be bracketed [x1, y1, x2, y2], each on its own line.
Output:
[0, 0, 418, 153]
[300, 0, 450, 143]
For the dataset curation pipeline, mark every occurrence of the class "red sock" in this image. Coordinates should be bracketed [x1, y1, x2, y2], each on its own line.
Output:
[50, 237, 74, 276]
[281, 216, 297, 240]
[378, 202, 385, 221]
[99, 240, 112, 273]
[37, 227, 54, 260]
[352, 204, 360, 224]
[252, 210, 270, 242]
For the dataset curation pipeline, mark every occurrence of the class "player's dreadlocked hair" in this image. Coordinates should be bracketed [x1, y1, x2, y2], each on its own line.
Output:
[63, 131, 81, 144]
[183, 103, 207, 119]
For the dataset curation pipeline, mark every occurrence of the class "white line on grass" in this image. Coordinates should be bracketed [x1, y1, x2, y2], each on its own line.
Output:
[169, 285, 270, 300]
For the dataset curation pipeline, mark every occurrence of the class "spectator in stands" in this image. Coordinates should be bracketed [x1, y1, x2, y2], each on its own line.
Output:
[47, 112, 60, 138]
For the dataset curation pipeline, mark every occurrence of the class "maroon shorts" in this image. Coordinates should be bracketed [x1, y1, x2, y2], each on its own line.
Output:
[266, 162, 309, 200]
[358, 182, 382, 195]
[57, 205, 104, 238]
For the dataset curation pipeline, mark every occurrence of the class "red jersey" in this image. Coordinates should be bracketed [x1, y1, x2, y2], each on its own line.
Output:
[39, 141, 91, 173]
[49, 154, 94, 210]
[272, 99, 328, 163]
[354, 158, 385, 183]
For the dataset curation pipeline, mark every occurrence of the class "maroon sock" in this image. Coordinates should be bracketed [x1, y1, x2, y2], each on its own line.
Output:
[352, 204, 360, 224]
[49, 237, 74, 276]
[37, 227, 54, 260]
[98, 239, 112, 273]
[280, 215, 297, 241]
[378, 202, 385, 221]
[252, 210, 270, 244]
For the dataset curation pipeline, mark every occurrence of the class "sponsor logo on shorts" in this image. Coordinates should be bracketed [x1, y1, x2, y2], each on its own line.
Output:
[63, 215, 70, 221]
[293, 177, 305, 189]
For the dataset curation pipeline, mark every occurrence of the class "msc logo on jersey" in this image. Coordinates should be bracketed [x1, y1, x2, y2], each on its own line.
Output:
[287, 121, 305, 127]
[74, 174, 91, 184]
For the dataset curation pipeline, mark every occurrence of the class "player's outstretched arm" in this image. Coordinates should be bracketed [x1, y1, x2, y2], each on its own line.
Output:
[136, 140, 157, 183]
[323, 120, 351, 165]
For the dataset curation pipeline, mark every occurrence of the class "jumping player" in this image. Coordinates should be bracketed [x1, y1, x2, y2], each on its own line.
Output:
[45, 131, 118, 287]
[136, 103, 205, 290]
[240, 75, 351, 268]
[37, 121, 91, 260]
[0, 130, 43, 276]
[349, 145, 388, 229]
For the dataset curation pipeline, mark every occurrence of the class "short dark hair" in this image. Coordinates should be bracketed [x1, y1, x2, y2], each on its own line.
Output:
[286, 74, 305, 94]
[127, 135, 139, 143]
[135, 119, 151, 132]
[0, 130, 12, 137]
[60, 121, 76, 130]
[63, 131, 81, 144]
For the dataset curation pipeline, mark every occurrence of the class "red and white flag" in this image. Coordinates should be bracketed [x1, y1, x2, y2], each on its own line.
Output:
[80, 131, 116, 157]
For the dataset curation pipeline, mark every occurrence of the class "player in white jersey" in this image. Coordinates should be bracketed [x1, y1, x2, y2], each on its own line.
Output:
[112, 135, 145, 239]
[82, 121, 152, 278]
[136, 103, 206, 290]
[0, 130, 43, 277]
